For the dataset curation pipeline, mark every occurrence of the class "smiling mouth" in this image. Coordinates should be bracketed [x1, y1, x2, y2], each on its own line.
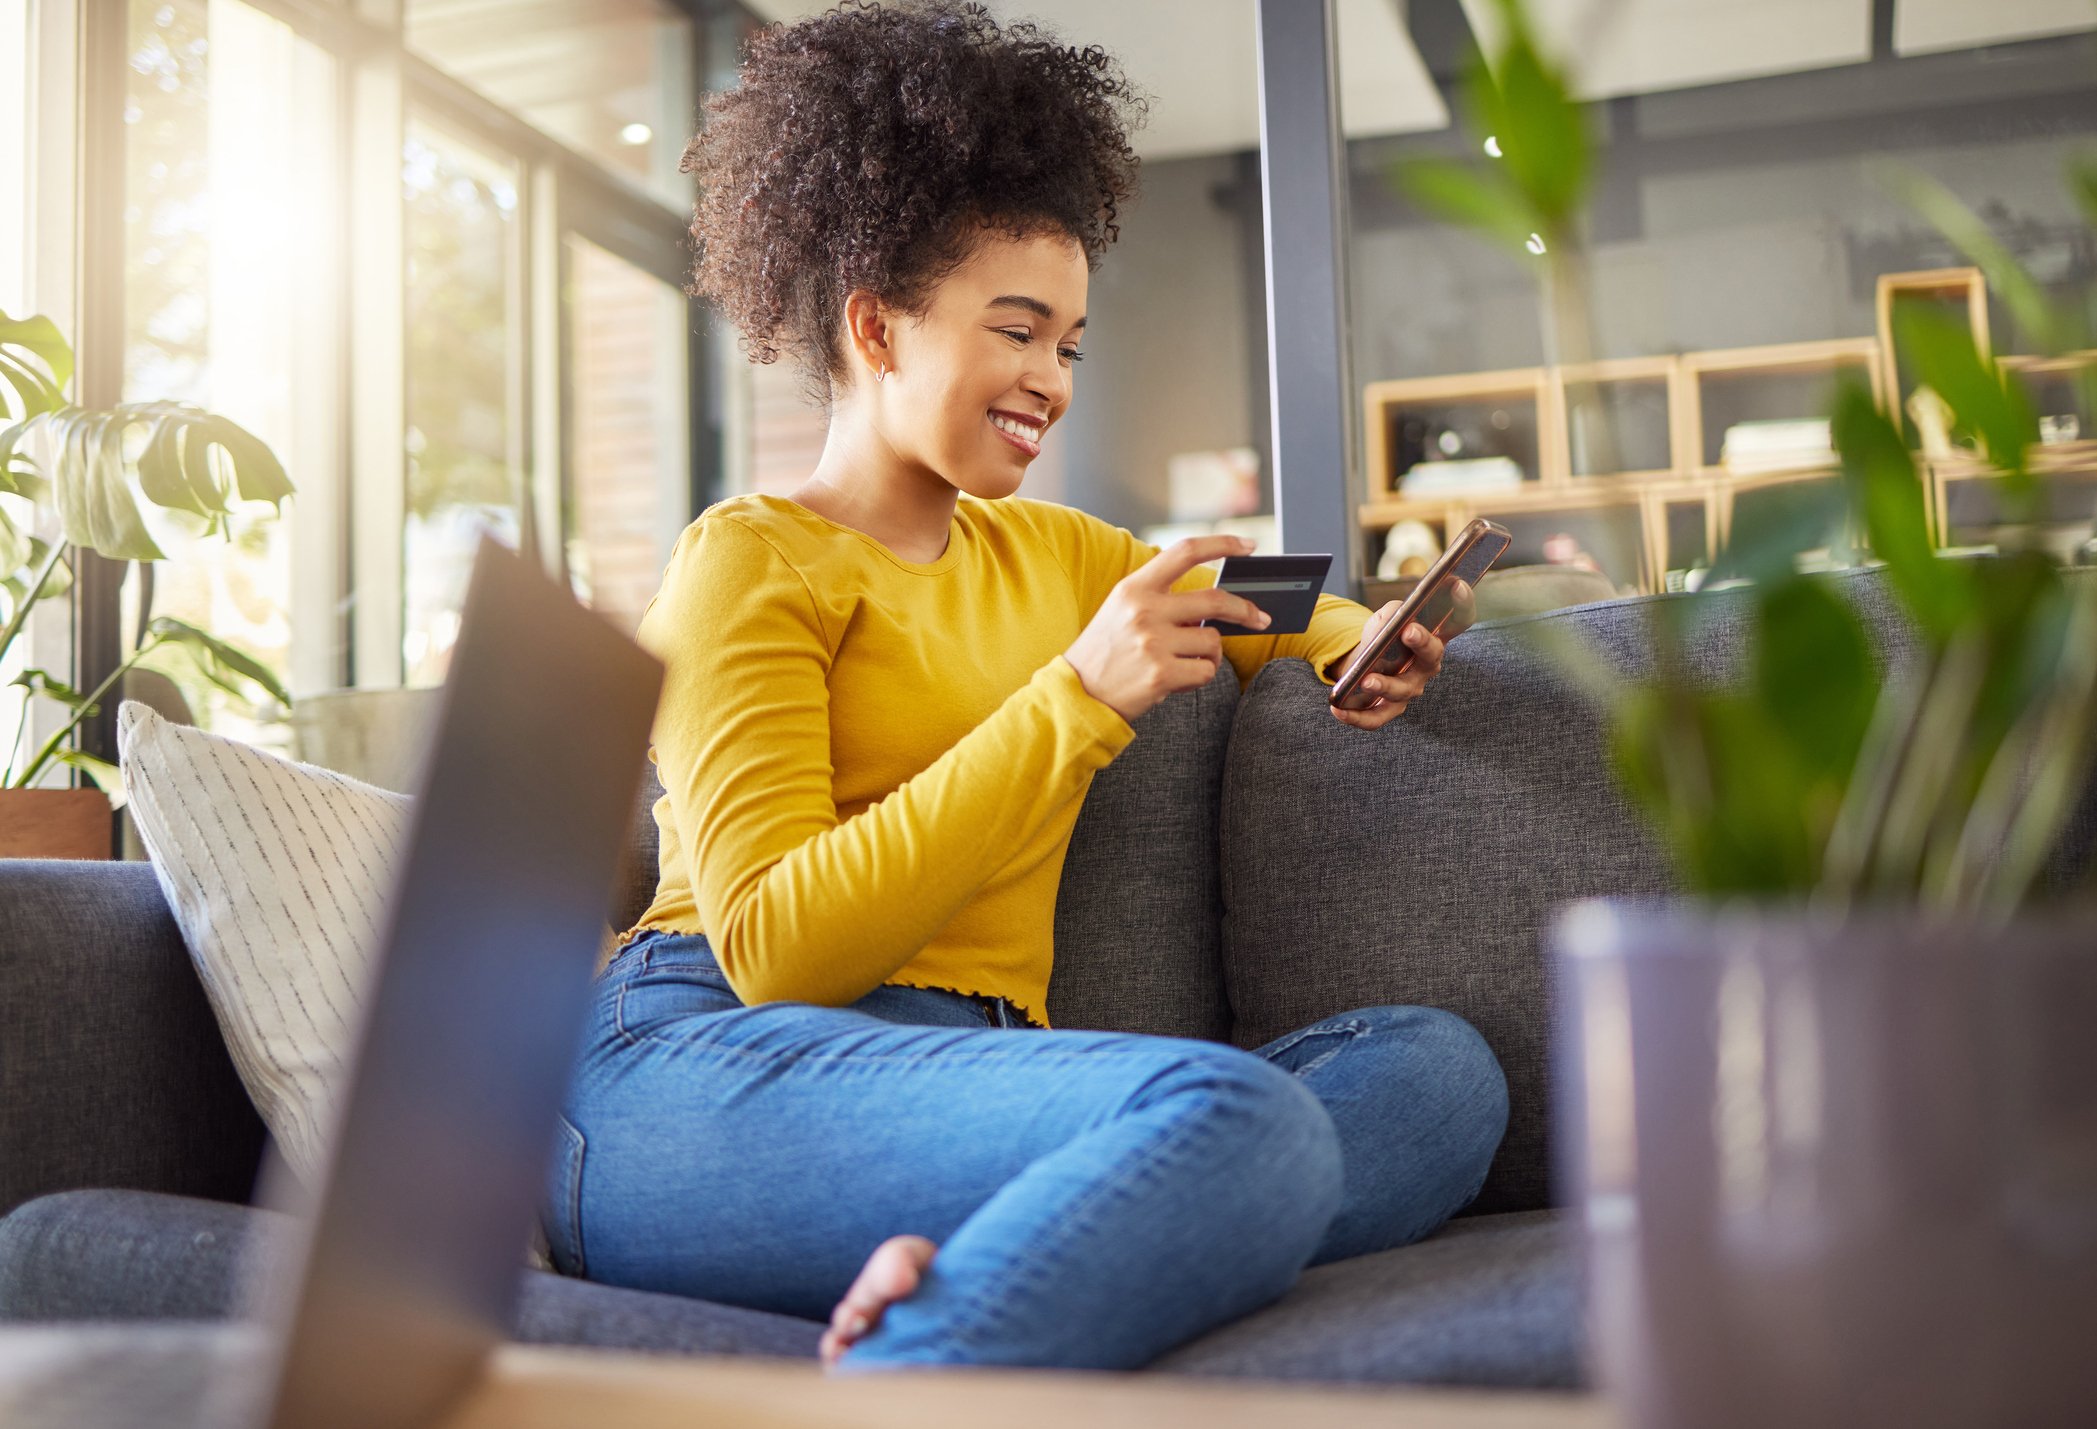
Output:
[988, 411, 1044, 457]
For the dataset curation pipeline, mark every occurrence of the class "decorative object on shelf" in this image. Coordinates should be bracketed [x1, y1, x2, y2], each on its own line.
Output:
[1398, 455, 1525, 496]
[1540, 532, 1602, 573]
[1376, 519, 1442, 581]
[1717, 418, 1837, 475]
[2040, 413, 2082, 444]
[1165, 445, 1262, 523]
[0, 312, 294, 855]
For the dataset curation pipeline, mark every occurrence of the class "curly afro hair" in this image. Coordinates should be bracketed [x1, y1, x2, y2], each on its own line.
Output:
[680, 0, 1146, 397]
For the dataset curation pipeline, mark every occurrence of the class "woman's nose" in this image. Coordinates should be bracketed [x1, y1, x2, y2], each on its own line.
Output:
[1025, 349, 1071, 407]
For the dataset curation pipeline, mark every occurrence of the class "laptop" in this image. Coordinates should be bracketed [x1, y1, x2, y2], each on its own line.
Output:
[0, 534, 664, 1429]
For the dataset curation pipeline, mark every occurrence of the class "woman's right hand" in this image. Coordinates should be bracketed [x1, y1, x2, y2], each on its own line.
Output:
[1064, 535, 1272, 723]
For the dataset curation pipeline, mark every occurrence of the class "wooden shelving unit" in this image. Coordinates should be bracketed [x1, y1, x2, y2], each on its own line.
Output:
[1358, 269, 2096, 595]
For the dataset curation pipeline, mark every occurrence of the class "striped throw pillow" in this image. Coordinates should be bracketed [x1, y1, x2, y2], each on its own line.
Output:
[116, 699, 611, 1269]
[117, 700, 412, 1187]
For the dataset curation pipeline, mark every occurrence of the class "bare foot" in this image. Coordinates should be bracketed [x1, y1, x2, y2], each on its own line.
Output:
[818, 1233, 938, 1369]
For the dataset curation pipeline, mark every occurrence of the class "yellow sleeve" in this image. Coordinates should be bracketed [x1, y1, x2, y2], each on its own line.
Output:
[1047, 503, 1368, 689]
[637, 515, 1137, 1008]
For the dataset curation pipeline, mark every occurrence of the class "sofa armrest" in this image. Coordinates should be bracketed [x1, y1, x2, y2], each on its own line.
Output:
[0, 860, 265, 1217]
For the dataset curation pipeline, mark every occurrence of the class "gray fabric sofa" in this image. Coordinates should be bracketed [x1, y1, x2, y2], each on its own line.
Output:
[4, 566, 2090, 1388]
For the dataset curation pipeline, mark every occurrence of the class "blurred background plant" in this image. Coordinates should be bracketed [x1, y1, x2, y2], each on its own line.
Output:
[0, 311, 293, 798]
[1394, 0, 2097, 919]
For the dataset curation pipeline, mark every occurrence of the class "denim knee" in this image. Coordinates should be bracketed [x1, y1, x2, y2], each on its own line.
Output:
[1399, 1006, 1509, 1209]
[1128, 1047, 1346, 1244]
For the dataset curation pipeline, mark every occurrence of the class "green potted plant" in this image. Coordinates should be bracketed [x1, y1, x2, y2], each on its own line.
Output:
[1400, 4, 2097, 1424]
[1, 311, 293, 857]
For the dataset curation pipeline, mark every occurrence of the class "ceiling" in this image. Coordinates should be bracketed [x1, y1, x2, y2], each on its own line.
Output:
[1893, 0, 2097, 57]
[739, 0, 1450, 160]
[742, 1, 2097, 159]
[1458, 0, 1875, 98]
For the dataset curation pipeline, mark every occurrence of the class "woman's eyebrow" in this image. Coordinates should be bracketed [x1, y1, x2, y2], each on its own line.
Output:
[986, 295, 1087, 330]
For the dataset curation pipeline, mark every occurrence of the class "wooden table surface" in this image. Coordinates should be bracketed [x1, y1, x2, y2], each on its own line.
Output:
[445, 1346, 1621, 1429]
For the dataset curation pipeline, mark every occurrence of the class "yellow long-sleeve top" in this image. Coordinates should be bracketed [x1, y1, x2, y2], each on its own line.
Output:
[627, 491, 1369, 1028]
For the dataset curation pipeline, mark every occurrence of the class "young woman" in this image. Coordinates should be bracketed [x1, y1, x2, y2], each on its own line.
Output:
[542, 0, 1508, 1373]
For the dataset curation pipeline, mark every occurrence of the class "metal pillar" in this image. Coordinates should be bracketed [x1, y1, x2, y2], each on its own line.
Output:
[1254, 0, 1358, 597]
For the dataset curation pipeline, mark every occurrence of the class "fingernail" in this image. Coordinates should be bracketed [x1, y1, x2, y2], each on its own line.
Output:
[845, 1312, 870, 1338]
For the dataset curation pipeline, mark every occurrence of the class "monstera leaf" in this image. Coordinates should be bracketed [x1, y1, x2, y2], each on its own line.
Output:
[4, 402, 292, 562]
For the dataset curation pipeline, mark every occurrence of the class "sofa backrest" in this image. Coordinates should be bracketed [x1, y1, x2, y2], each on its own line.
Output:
[612, 660, 1244, 1042]
[1215, 565, 2097, 1217]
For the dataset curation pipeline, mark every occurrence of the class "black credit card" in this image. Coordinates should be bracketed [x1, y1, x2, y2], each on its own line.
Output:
[1199, 553, 1334, 636]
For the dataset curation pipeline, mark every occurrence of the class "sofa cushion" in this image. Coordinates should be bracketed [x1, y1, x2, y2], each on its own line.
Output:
[0, 1190, 823, 1360]
[1049, 660, 1241, 1041]
[614, 761, 671, 934]
[0, 859, 266, 1220]
[1218, 567, 1953, 1216]
[0, 1189, 1575, 1388]
[1152, 1209, 1583, 1388]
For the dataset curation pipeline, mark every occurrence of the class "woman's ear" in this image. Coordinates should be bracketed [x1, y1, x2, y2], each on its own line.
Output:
[841, 289, 895, 386]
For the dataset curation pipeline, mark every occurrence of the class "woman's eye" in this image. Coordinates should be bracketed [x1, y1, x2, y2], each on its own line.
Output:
[1059, 348, 1085, 364]
[998, 328, 1031, 345]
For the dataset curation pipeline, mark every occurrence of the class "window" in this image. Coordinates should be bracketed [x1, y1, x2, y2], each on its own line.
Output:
[121, 0, 342, 748]
[1, 0, 31, 316]
[61, 0, 709, 735]
[564, 235, 690, 635]
[401, 116, 522, 686]
[0, 0, 30, 773]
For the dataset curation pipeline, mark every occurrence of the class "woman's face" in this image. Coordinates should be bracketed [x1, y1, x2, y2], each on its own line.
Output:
[870, 229, 1088, 498]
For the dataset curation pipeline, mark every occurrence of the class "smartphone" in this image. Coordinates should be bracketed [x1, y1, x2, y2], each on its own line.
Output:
[1329, 519, 1511, 712]
[1198, 552, 1334, 636]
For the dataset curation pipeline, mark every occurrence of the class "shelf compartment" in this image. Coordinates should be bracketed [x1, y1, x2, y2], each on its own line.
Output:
[2001, 349, 2097, 448]
[1715, 468, 1853, 567]
[1362, 368, 1555, 501]
[1547, 356, 1686, 482]
[1684, 340, 1880, 475]
[1877, 267, 1990, 437]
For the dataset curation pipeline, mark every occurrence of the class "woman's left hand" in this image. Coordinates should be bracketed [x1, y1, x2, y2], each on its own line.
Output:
[1326, 579, 1475, 730]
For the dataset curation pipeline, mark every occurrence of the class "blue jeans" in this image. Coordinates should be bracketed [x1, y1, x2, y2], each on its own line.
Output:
[543, 928, 1508, 1372]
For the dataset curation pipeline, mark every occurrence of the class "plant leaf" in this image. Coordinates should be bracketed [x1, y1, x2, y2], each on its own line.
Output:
[0, 311, 73, 407]
[1754, 577, 1876, 784]
[0, 349, 63, 424]
[0, 417, 48, 501]
[30, 402, 294, 562]
[53, 748, 126, 809]
[0, 502, 24, 576]
[3, 538, 73, 605]
[1831, 377, 1970, 641]
[1394, 157, 1540, 256]
[2069, 150, 2097, 235]
[1708, 477, 1850, 587]
[9, 667, 92, 708]
[145, 615, 293, 707]
[1893, 303, 2037, 486]
[1486, 5, 1589, 229]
